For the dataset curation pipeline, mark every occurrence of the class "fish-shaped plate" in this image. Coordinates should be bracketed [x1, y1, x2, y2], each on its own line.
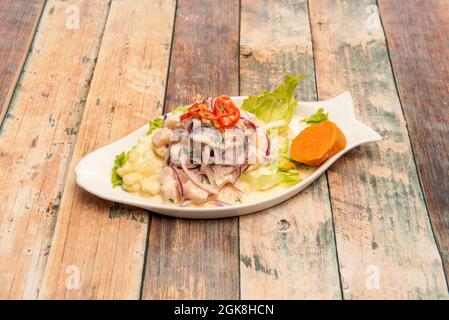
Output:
[76, 92, 381, 219]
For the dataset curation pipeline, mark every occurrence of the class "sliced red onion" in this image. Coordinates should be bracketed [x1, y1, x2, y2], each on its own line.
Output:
[240, 164, 249, 176]
[208, 199, 231, 207]
[231, 170, 238, 184]
[169, 165, 184, 199]
[266, 132, 271, 156]
[207, 97, 216, 109]
[229, 183, 244, 194]
[187, 122, 193, 133]
[163, 147, 170, 164]
[241, 117, 257, 130]
[186, 164, 201, 169]
[179, 154, 218, 194]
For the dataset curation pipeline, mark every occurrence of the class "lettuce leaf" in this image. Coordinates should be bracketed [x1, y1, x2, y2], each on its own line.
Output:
[302, 108, 328, 124]
[241, 74, 305, 126]
[111, 151, 129, 187]
[277, 139, 296, 170]
[240, 139, 302, 191]
[274, 170, 302, 188]
[241, 164, 302, 191]
[145, 106, 188, 137]
[146, 117, 163, 135]
[240, 165, 278, 191]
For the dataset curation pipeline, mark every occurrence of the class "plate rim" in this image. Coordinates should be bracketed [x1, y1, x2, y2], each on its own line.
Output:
[75, 91, 382, 218]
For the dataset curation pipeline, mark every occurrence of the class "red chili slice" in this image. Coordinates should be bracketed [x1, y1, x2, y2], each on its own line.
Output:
[213, 96, 240, 128]
[179, 97, 240, 129]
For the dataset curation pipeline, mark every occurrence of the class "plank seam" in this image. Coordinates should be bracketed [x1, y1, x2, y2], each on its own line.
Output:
[161, 0, 179, 115]
[139, 0, 179, 300]
[139, 215, 152, 300]
[306, 0, 345, 300]
[0, 0, 45, 128]
[375, 0, 449, 292]
[36, 0, 114, 298]
[237, 0, 242, 301]
[324, 173, 345, 300]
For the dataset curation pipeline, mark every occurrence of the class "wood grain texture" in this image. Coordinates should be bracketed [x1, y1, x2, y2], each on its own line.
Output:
[0, 0, 45, 124]
[378, 0, 449, 282]
[39, 0, 176, 299]
[141, 0, 240, 300]
[309, 0, 448, 299]
[238, 0, 341, 299]
[0, 0, 110, 299]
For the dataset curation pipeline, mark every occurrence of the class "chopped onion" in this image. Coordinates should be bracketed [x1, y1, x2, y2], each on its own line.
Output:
[179, 154, 218, 194]
[265, 132, 271, 156]
[169, 165, 184, 199]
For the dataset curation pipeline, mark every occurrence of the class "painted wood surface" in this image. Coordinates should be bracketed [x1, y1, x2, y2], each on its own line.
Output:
[39, 0, 176, 299]
[309, 0, 448, 299]
[0, 0, 44, 124]
[378, 0, 449, 281]
[0, 0, 111, 299]
[1, 0, 447, 301]
[238, 0, 341, 299]
[141, 0, 240, 300]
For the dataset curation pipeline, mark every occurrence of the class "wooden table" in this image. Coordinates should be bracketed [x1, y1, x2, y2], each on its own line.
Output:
[0, 0, 448, 300]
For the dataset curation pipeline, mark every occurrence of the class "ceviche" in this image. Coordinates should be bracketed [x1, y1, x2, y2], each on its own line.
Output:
[111, 75, 346, 207]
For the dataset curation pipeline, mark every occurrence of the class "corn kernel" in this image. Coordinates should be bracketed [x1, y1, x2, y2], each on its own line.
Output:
[123, 172, 142, 185]
[123, 183, 140, 192]
[134, 162, 154, 176]
[116, 162, 133, 176]
[128, 151, 141, 163]
[140, 177, 160, 195]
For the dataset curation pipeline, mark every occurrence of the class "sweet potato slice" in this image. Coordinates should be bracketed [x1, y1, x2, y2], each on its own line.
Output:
[291, 120, 346, 167]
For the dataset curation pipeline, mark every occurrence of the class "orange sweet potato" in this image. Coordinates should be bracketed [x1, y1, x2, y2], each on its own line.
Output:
[291, 120, 346, 167]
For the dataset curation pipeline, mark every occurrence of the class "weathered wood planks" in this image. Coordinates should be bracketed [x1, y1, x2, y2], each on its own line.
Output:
[238, 0, 341, 299]
[0, 0, 44, 124]
[39, 0, 176, 299]
[309, 0, 448, 299]
[378, 0, 449, 282]
[0, 0, 111, 299]
[141, 0, 240, 300]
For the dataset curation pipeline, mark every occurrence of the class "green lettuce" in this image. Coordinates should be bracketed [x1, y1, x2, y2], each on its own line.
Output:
[241, 74, 305, 126]
[111, 151, 129, 187]
[146, 117, 163, 135]
[278, 139, 296, 170]
[241, 164, 302, 191]
[241, 139, 302, 191]
[146, 105, 189, 136]
[274, 170, 302, 188]
[302, 108, 328, 124]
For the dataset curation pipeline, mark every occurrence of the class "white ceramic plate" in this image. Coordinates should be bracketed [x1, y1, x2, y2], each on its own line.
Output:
[76, 92, 381, 219]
